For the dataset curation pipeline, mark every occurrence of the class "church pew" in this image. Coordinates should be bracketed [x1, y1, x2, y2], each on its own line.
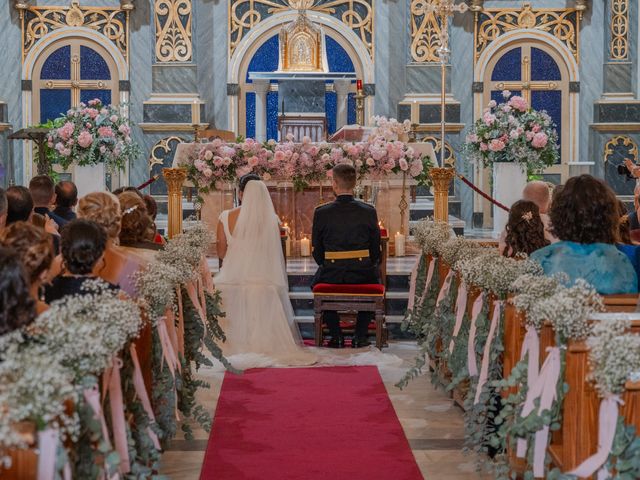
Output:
[602, 293, 638, 312]
[501, 296, 526, 399]
[548, 314, 640, 472]
[0, 422, 37, 480]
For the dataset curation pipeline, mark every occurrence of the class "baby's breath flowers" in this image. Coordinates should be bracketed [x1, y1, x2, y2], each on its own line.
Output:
[511, 273, 565, 331]
[587, 317, 640, 397]
[413, 219, 451, 256]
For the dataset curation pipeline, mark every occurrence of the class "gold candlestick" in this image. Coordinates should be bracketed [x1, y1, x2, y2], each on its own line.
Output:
[355, 89, 366, 126]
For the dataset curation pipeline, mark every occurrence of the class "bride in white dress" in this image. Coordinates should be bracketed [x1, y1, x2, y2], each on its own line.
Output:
[215, 179, 317, 368]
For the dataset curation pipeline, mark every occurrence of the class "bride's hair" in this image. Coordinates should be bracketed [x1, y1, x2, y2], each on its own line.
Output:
[239, 173, 261, 192]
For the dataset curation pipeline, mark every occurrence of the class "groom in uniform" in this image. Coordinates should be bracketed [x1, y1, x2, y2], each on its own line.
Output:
[311, 163, 381, 348]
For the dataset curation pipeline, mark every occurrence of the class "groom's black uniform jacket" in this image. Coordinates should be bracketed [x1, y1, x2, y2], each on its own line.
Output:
[311, 194, 381, 286]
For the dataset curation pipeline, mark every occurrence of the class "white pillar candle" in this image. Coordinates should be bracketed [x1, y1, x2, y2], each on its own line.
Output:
[394, 232, 406, 257]
[300, 237, 311, 257]
[284, 224, 291, 257]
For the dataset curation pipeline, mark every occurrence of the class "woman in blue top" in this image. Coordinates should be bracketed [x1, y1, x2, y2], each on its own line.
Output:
[530, 174, 638, 294]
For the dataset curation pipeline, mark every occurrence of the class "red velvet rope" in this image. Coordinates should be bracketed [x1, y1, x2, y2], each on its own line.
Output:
[455, 172, 511, 213]
[136, 174, 159, 190]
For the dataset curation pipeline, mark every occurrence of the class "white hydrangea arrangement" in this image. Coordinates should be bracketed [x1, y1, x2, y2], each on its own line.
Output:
[528, 279, 604, 342]
[587, 318, 640, 397]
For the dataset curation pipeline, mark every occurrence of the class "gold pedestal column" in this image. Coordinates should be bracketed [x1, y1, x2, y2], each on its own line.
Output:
[163, 168, 187, 239]
[430, 167, 455, 223]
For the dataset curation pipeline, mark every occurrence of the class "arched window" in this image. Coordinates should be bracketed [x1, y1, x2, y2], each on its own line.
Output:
[483, 42, 571, 182]
[32, 38, 119, 123]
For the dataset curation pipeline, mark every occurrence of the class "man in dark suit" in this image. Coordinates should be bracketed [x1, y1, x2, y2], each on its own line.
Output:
[53, 181, 78, 222]
[311, 163, 381, 348]
[29, 175, 68, 228]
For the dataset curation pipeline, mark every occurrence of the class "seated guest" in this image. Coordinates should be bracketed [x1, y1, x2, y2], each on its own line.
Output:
[0, 222, 55, 314]
[615, 200, 640, 281]
[112, 186, 142, 197]
[311, 163, 381, 348]
[78, 192, 143, 296]
[522, 180, 557, 243]
[143, 194, 165, 245]
[53, 181, 78, 222]
[117, 191, 163, 263]
[0, 187, 6, 231]
[44, 219, 117, 303]
[29, 175, 68, 227]
[0, 247, 36, 335]
[500, 200, 549, 258]
[6, 185, 33, 225]
[531, 174, 638, 294]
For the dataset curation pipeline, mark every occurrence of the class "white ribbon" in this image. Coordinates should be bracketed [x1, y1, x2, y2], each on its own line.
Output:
[37, 429, 58, 480]
[568, 395, 622, 480]
[474, 300, 503, 404]
[407, 257, 421, 312]
[449, 281, 468, 354]
[516, 346, 562, 478]
[467, 292, 485, 377]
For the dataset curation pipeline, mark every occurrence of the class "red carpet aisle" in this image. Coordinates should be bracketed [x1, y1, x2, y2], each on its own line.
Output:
[200, 366, 423, 480]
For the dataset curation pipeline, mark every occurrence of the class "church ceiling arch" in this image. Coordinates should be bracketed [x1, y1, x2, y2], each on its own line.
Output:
[229, 0, 373, 59]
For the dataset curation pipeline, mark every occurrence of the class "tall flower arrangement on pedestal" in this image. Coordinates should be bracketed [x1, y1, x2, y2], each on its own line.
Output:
[45, 99, 140, 171]
[463, 91, 559, 172]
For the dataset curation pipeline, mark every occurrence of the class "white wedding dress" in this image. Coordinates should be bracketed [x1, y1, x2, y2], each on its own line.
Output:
[215, 181, 317, 369]
[214, 180, 402, 370]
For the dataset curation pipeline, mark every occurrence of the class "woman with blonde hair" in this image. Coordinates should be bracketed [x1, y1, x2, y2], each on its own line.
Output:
[0, 221, 55, 314]
[77, 191, 143, 296]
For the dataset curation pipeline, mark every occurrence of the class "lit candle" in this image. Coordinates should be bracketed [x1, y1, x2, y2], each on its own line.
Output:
[394, 232, 405, 257]
[356, 79, 363, 91]
[283, 223, 291, 257]
[300, 237, 311, 257]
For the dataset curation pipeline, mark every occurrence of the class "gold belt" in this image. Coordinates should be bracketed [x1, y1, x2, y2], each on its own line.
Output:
[324, 250, 370, 261]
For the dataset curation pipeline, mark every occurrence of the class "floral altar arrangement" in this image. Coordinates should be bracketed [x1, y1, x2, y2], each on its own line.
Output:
[180, 117, 433, 193]
[45, 99, 140, 171]
[463, 90, 559, 172]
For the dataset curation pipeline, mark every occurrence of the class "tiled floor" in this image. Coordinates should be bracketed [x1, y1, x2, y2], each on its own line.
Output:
[159, 342, 493, 479]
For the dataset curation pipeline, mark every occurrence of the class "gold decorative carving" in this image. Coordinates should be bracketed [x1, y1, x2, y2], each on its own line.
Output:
[163, 168, 187, 239]
[604, 135, 637, 164]
[610, 0, 629, 60]
[150, 136, 185, 169]
[280, 10, 322, 71]
[421, 136, 455, 167]
[155, 0, 193, 63]
[229, 0, 373, 59]
[475, 3, 580, 64]
[410, 1, 442, 63]
[21, 1, 129, 62]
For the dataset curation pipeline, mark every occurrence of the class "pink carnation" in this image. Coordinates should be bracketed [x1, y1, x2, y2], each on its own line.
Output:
[532, 124, 541, 133]
[109, 115, 118, 123]
[248, 156, 259, 168]
[508, 95, 528, 112]
[88, 99, 100, 106]
[531, 132, 548, 148]
[57, 122, 75, 141]
[366, 157, 375, 167]
[274, 150, 286, 162]
[410, 160, 423, 177]
[203, 168, 213, 178]
[399, 158, 409, 171]
[77, 131, 93, 148]
[213, 156, 224, 167]
[480, 142, 488, 152]
[204, 150, 213, 161]
[488, 139, 506, 152]
[466, 133, 478, 143]
[118, 124, 130, 135]
[483, 112, 496, 126]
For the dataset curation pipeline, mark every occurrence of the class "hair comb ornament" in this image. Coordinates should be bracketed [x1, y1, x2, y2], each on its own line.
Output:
[123, 205, 138, 215]
[521, 211, 533, 222]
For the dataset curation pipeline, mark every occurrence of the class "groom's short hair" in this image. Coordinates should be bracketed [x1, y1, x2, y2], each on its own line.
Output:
[332, 164, 356, 190]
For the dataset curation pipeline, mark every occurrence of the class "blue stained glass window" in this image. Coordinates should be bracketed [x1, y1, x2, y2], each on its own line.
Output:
[532, 90, 562, 163]
[325, 91, 337, 134]
[80, 46, 111, 80]
[246, 92, 256, 139]
[531, 47, 561, 81]
[347, 93, 356, 125]
[246, 35, 280, 84]
[41, 46, 71, 80]
[491, 90, 522, 104]
[326, 36, 355, 73]
[40, 89, 71, 123]
[267, 91, 279, 141]
[80, 90, 112, 106]
[491, 47, 521, 81]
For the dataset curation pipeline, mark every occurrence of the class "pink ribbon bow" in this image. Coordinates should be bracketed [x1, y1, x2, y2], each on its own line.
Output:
[417, 259, 436, 308]
[449, 281, 468, 354]
[474, 300, 503, 404]
[407, 257, 421, 312]
[516, 346, 561, 478]
[200, 257, 215, 294]
[467, 292, 485, 377]
[37, 429, 58, 480]
[436, 270, 454, 309]
[129, 344, 161, 451]
[568, 394, 622, 480]
[102, 356, 131, 474]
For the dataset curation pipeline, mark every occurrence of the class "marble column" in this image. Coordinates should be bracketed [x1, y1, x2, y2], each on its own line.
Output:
[334, 80, 351, 129]
[253, 79, 270, 142]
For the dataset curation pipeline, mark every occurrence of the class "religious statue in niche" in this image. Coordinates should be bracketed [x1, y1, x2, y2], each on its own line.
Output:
[279, 9, 324, 72]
